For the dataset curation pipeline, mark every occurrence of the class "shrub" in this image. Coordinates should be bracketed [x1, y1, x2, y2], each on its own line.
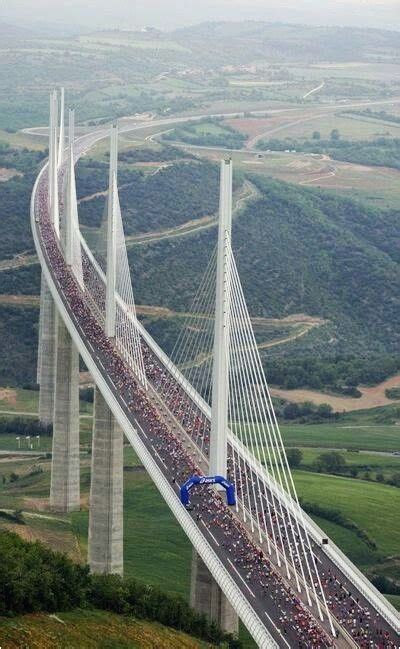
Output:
[286, 448, 303, 467]
[313, 451, 346, 474]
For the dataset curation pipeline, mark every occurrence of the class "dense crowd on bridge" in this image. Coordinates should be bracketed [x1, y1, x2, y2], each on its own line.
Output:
[35, 174, 398, 648]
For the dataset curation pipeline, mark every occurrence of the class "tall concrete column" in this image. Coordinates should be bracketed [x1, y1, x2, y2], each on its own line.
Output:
[88, 386, 123, 575]
[49, 314, 80, 512]
[190, 549, 239, 635]
[209, 159, 233, 477]
[38, 274, 56, 427]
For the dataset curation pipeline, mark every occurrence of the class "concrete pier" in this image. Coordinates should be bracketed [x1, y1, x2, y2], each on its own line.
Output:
[190, 549, 239, 634]
[88, 386, 123, 575]
[38, 275, 56, 426]
[49, 314, 80, 512]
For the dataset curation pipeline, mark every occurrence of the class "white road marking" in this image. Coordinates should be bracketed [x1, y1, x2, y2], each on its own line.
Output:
[135, 420, 148, 438]
[227, 558, 255, 598]
[201, 520, 220, 547]
[264, 610, 291, 648]
[151, 444, 168, 469]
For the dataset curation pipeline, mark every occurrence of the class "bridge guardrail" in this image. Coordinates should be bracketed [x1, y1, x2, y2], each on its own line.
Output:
[78, 210, 400, 635]
[31, 160, 280, 649]
[36, 123, 400, 636]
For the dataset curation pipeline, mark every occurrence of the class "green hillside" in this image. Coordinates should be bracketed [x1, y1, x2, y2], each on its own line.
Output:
[129, 173, 400, 358]
[0, 145, 399, 387]
[0, 610, 210, 649]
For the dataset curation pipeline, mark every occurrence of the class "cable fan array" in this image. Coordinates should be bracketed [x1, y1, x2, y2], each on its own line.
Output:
[113, 176, 147, 387]
[79, 173, 146, 388]
[64, 146, 84, 289]
[155, 235, 335, 634]
[58, 133, 333, 630]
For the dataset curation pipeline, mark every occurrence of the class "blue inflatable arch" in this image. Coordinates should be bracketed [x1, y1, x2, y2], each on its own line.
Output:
[180, 475, 236, 507]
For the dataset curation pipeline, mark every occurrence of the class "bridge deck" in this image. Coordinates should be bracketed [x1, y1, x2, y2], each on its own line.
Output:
[31, 131, 399, 648]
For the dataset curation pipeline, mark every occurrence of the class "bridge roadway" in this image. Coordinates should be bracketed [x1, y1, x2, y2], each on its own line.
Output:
[32, 124, 399, 648]
[141, 346, 400, 647]
[34, 186, 332, 647]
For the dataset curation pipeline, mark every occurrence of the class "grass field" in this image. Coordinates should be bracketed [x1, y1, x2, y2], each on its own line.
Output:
[280, 422, 400, 452]
[189, 145, 400, 209]
[293, 470, 400, 557]
[299, 446, 399, 468]
[387, 595, 400, 609]
[80, 35, 189, 52]
[277, 113, 400, 140]
[307, 514, 380, 567]
[0, 128, 46, 150]
[0, 433, 52, 451]
[0, 609, 208, 649]
[289, 62, 400, 83]
[0, 388, 93, 417]
[0, 388, 39, 413]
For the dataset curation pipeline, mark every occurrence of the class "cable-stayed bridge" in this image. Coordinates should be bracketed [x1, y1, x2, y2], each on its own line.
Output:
[32, 90, 399, 648]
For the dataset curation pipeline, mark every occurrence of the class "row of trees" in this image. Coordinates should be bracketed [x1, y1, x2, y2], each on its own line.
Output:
[257, 135, 400, 169]
[278, 401, 335, 422]
[0, 531, 240, 647]
[0, 416, 52, 437]
[343, 109, 400, 125]
[118, 144, 194, 163]
[266, 355, 400, 391]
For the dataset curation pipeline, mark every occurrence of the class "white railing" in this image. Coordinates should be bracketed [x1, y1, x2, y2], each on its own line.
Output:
[34, 121, 400, 638]
[31, 162, 279, 648]
[71, 129, 400, 635]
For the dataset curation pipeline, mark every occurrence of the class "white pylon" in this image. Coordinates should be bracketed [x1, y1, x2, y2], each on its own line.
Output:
[65, 139, 84, 290]
[105, 125, 118, 338]
[66, 143, 75, 267]
[48, 92, 55, 214]
[209, 159, 233, 477]
[58, 87, 65, 166]
[109, 122, 118, 187]
[68, 107, 75, 147]
[49, 90, 60, 237]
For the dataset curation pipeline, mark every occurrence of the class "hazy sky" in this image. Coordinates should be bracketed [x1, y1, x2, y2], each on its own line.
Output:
[1, 0, 399, 32]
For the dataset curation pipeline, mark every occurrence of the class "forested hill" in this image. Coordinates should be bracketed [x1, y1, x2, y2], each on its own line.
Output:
[130, 173, 400, 359]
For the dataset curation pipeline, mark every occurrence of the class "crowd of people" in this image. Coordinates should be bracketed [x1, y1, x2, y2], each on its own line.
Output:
[34, 173, 398, 648]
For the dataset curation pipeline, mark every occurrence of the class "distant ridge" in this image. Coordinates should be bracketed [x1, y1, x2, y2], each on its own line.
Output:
[172, 21, 400, 64]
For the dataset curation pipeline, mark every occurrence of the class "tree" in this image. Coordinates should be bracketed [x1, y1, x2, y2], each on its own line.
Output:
[314, 451, 345, 474]
[317, 403, 333, 419]
[350, 467, 358, 478]
[286, 448, 303, 468]
[376, 473, 385, 483]
[312, 131, 321, 140]
[330, 128, 340, 141]
[283, 402, 300, 420]
[389, 472, 400, 487]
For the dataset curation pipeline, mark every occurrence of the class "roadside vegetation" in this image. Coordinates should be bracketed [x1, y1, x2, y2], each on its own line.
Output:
[0, 530, 240, 647]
